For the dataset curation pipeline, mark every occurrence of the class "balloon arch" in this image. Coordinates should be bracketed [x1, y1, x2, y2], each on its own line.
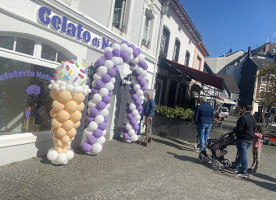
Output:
[81, 41, 148, 155]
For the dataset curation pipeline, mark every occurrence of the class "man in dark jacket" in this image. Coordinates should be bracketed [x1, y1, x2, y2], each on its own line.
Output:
[143, 93, 156, 144]
[194, 97, 214, 151]
[232, 105, 257, 178]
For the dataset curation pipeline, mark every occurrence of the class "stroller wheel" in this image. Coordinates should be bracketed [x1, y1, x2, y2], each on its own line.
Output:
[199, 152, 209, 163]
[212, 159, 221, 171]
[222, 159, 232, 168]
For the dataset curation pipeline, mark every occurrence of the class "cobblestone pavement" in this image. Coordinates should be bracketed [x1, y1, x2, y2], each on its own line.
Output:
[0, 116, 275, 200]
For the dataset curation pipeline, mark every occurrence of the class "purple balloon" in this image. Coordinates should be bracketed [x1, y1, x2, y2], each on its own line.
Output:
[137, 106, 142, 112]
[121, 40, 129, 45]
[136, 75, 143, 82]
[112, 49, 120, 57]
[132, 94, 138, 100]
[133, 124, 139, 131]
[135, 48, 141, 55]
[87, 135, 97, 145]
[126, 108, 131, 114]
[138, 61, 148, 70]
[131, 119, 137, 126]
[127, 113, 134, 120]
[104, 51, 113, 60]
[82, 143, 92, 152]
[91, 88, 99, 94]
[113, 66, 119, 72]
[141, 85, 147, 91]
[120, 50, 129, 61]
[132, 71, 139, 77]
[97, 59, 105, 66]
[93, 129, 103, 138]
[108, 91, 113, 97]
[98, 122, 107, 130]
[102, 74, 111, 83]
[138, 105, 143, 111]
[122, 127, 127, 133]
[128, 44, 135, 50]
[135, 99, 141, 106]
[102, 95, 111, 104]
[133, 49, 139, 57]
[107, 69, 116, 77]
[97, 101, 106, 110]
[86, 116, 95, 123]
[129, 62, 134, 66]
[90, 108, 100, 117]
[104, 116, 108, 122]
[123, 133, 130, 140]
[96, 80, 105, 89]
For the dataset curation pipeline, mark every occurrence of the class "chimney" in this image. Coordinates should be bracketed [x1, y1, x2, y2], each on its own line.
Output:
[264, 43, 270, 53]
[248, 46, 252, 58]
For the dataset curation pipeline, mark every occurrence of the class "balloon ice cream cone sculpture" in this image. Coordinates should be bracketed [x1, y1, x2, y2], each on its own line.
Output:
[47, 60, 91, 165]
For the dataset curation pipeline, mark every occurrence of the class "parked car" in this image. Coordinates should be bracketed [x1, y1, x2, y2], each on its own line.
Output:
[217, 107, 229, 117]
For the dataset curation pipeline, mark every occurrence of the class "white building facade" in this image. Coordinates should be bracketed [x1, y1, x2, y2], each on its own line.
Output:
[0, 0, 161, 165]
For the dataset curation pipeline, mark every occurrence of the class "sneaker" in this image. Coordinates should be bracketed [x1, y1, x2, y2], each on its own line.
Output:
[228, 167, 239, 173]
[194, 147, 201, 153]
[237, 173, 248, 178]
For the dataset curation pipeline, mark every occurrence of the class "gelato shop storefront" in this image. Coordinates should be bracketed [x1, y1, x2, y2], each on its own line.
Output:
[0, 0, 123, 165]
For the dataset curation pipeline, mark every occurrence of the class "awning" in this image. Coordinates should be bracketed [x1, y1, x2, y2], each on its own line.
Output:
[161, 58, 224, 90]
[216, 98, 236, 105]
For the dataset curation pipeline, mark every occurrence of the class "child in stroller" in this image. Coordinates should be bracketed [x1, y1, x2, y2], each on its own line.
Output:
[199, 131, 236, 171]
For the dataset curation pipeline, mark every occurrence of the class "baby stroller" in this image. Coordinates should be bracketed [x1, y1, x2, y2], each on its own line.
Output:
[198, 132, 236, 171]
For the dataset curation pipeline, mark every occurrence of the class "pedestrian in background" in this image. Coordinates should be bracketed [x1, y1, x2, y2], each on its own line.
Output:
[248, 125, 263, 174]
[193, 97, 214, 152]
[231, 105, 257, 178]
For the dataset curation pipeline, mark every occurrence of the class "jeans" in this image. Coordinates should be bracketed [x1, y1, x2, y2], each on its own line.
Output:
[196, 124, 212, 150]
[234, 140, 251, 174]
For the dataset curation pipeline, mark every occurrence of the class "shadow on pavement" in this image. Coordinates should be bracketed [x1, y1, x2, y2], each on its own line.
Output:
[152, 138, 195, 152]
[251, 173, 276, 183]
[166, 137, 195, 148]
[167, 152, 210, 168]
[248, 178, 276, 192]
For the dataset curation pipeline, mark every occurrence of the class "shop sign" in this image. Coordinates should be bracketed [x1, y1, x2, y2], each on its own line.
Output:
[0, 70, 53, 82]
[37, 7, 112, 50]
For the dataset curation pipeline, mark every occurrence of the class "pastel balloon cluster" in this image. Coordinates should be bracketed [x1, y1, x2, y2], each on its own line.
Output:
[47, 60, 91, 165]
[81, 40, 148, 155]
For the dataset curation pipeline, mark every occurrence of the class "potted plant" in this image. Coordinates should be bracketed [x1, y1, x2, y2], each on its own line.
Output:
[120, 25, 126, 34]
[147, 40, 151, 48]
[142, 39, 147, 46]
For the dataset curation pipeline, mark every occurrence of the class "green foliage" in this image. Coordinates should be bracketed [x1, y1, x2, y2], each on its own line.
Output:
[155, 105, 194, 121]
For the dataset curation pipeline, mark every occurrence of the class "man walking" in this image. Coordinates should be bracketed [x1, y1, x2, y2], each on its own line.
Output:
[194, 97, 214, 152]
[232, 105, 256, 178]
[143, 93, 156, 145]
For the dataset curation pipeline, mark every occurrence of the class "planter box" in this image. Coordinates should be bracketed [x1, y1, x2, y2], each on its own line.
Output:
[152, 115, 197, 143]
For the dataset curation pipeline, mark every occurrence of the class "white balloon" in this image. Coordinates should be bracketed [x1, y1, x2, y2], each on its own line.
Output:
[103, 130, 107, 136]
[130, 134, 138, 142]
[93, 74, 101, 81]
[129, 103, 136, 110]
[138, 54, 145, 62]
[132, 57, 139, 64]
[134, 115, 141, 121]
[106, 82, 114, 91]
[47, 149, 58, 161]
[136, 67, 143, 75]
[93, 93, 102, 103]
[51, 80, 55, 84]
[118, 57, 123, 65]
[48, 84, 53, 89]
[92, 143, 102, 154]
[128, 129, 135, 136]
[100, 108, 109, 116]
[112, 43, 121, 50]
[96, 136, 106, 144]
[125, 123, 132, 131]
[57, 80, 61, 84]
[137, 90, 143, 96]
[139, 95, 145, 101]
[105, 47, 113, 52]
[141, 70, 147, 78]
[53, 83, 59, 90]
[105, 60, 114, 69]
[111, 57, 119, 65]
[129, 54, 134, 61]
[132, 109, 139, 116]
[98, 66, 107, 76]
[106, 103, 111, 109]
[95, 115, 104, 124]
[66, 84, 73, 91]
[66, 150, 74, 160]
[99, 88, 109, 97]
[61, 81, 66, 86]
[88, 101, 96, 108]
[92, 81, 96, 87]
[110, 77, 116, 84]
[130, 65, 137, 71]
[87, 107, 92, 114]
[56, 153, 67, 164]
[126, 47, 133, 56]
[134, 84, 141, 91]
[123, 118, 129, 124]
[120, 43, 128, 51]
[84, 128, 93, 136]
[89, 121, 98, 131]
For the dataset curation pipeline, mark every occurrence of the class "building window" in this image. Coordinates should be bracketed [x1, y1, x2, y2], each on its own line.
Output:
[0, 36, 14, 50]
[196, 57, 201, 70]
[142, 11, 154, 49]
[185, 50, 190, 66]
[112, 0, 127, 31]
[160, 27, 170, 57]
[172, 39, 180, 62]
[15, 38, 35, 56]
[41, 43, 57, 61]
[0, 56, 54, 135]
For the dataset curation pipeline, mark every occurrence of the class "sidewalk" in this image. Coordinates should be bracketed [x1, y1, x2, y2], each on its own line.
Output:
[0, 116, 275, 200]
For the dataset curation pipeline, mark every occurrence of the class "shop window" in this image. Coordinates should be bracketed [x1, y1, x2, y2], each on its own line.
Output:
[172, 38, 180, 62]
[160, 26, 170, 57]
[15, 37, 35, 56]
[0, 56, 54, 135]
[41, 43, 57, 61]
[0, 36, 15, 50]
[154, 79, 163, 105]
[112, 0, 127, 31]
[185, 50, 190, 66]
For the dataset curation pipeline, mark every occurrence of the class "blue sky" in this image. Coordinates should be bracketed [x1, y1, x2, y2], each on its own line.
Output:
[180, 0, 276, 57]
